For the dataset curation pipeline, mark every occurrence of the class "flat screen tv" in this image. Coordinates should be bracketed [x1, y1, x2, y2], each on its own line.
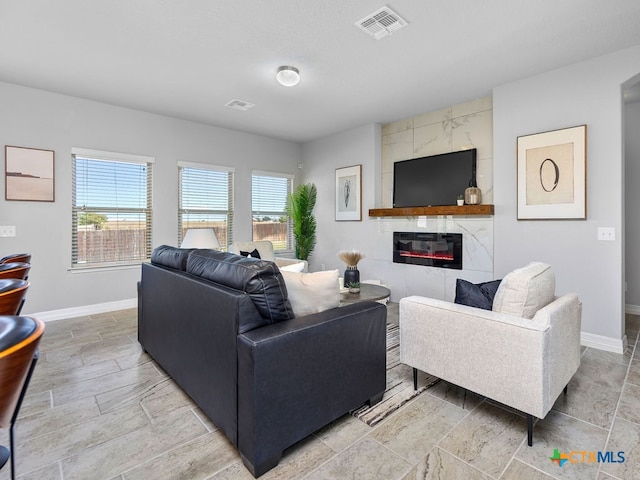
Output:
[393, 148, 477, 207]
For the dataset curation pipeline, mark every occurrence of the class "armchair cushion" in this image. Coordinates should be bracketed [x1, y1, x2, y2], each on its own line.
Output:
[454, 279, 502, 310]
[492, 262, 555, 319]
[229, 241, 309, 272]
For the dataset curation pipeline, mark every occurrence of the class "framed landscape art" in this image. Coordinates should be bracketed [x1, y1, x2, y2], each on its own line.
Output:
[5, 145, 55, 202]
[517, 125, 586, 220]
[335, 164, 361, 221]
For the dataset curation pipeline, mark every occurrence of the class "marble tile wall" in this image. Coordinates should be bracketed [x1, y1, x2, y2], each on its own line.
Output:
[381, 96, 494, 209]
[375, 97, 495, 299]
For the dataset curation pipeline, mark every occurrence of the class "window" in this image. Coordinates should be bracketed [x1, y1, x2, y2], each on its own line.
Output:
[179, 162, 234, 250]
[71, 148, 154, 268]
[251, 171, 293, 252]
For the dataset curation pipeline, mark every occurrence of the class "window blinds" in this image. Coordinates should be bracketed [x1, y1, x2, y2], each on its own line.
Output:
[178, 163, 234, 250]
[251, 172, 293, 251]
[72, 152, 153, 267]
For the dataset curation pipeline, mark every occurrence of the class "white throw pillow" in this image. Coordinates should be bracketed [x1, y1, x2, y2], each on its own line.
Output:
[492, 262, 555, 319]
[279, 261, 306, 272]
[281, 269, 340, 317]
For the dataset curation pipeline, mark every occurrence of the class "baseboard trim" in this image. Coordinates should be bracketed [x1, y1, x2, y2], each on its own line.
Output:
[581, 331, 626, 354]
[626, 304, 640, 315]
[28, 298, 137, 322]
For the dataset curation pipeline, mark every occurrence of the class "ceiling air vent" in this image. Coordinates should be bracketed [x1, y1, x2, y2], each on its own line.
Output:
[225, 99, 255, 111]
[355, 6, 408, 40]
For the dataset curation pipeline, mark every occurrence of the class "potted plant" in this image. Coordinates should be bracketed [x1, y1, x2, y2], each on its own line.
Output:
[286, 183, 317, 261]
[346, 281, 360, 294]
[457, 194, 464, 206]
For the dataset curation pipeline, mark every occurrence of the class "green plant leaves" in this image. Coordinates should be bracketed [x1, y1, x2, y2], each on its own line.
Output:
[286, 183, 317, 260]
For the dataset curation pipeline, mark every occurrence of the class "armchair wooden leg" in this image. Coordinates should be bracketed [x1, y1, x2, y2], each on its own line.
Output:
[413, 368, 418, 391]
[527, 414, 534, 447]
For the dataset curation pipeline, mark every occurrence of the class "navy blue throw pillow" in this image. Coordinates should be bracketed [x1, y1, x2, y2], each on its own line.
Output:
[240, 248, 261, 259]
[454, 279, 502, 310]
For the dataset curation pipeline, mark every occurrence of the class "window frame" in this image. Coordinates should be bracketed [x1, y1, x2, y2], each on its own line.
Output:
[251, 170, 294, 254]
[178, 161, 235, 250]
[71, 147, 154, 270]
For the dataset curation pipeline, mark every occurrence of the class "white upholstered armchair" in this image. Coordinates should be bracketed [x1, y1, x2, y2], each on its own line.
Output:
[400, 262, 582, 446]
[228, 241, 308, 272]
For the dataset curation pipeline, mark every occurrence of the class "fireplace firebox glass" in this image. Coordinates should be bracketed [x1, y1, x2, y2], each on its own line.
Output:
[393, 232, 462, 269]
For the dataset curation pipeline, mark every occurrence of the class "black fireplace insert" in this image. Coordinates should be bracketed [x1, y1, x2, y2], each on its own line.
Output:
[393, 232, 462, 269]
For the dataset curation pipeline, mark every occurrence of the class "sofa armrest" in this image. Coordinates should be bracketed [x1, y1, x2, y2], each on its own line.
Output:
[237, 301, 386, 476]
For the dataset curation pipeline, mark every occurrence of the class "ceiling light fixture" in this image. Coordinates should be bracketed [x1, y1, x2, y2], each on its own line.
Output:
[276, 66, 300, 87]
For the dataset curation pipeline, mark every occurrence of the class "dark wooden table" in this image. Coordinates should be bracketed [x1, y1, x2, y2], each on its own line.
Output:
[339, 283, 390, 306]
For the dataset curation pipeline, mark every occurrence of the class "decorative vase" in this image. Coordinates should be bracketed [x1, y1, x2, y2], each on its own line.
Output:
[465, 186, 482, 205]
[456, 199, 464, 206]
[344, 266, 360, 286]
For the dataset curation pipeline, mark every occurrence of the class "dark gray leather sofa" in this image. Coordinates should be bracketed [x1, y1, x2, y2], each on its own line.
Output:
[138, 246, 387, 477]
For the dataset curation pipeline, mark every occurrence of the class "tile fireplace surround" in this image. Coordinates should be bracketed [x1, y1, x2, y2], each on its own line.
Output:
[368, 214, 493, 302]
[369, 96, 495, 302]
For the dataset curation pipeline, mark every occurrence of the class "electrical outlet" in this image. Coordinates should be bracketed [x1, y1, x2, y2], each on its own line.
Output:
[597, 227, 615, 241]
[0, 226, 16, 237]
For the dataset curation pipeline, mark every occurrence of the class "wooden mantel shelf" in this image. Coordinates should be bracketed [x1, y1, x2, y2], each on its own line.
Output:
[369, 204, 494, 217]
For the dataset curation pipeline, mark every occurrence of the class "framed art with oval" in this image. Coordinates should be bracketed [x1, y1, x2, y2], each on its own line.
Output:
[517, 125, 586, 220]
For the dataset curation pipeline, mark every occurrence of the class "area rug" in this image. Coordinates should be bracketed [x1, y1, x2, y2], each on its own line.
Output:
[351, 323, 440, 426]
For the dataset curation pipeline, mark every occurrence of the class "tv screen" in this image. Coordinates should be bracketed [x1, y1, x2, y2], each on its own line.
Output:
[393, 149, 477, 207]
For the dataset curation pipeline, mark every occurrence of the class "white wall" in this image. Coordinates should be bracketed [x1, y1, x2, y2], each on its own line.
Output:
[625, 99, 640, 307]
[301, 124, 381, 276]
[0, 82, 301, 314]
[493, 45, 640, 351]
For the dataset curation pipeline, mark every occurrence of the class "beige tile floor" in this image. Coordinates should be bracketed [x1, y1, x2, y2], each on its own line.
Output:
[1, 305, 639, 480]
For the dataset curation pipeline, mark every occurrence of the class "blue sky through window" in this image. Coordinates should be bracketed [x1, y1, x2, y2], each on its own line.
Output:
[75, 157, 148, 209]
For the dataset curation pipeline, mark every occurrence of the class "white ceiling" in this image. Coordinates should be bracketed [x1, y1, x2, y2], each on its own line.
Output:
[2, 1, 640, 143]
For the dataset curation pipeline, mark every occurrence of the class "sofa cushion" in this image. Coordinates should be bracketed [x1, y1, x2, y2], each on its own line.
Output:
[454, 279, 502, 310]
[281, 270, 340, 317]
[492, 262, 555, 319]
[186, 249, 294, 324]
[151, 245, 193, 271]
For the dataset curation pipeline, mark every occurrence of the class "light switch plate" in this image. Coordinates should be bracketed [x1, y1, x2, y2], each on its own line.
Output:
[0, 226, 16, 237]
[597, 227, 615, 241]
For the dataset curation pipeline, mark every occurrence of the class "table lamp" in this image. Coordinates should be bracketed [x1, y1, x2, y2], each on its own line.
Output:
[180, 228, 220, 249]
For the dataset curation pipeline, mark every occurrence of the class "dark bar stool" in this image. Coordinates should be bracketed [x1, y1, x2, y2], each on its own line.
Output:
[0, 280, 29, 316]
[0, 264, 30, 282]
[0, 315, 45, 480]
[0, 255, 31, 265]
